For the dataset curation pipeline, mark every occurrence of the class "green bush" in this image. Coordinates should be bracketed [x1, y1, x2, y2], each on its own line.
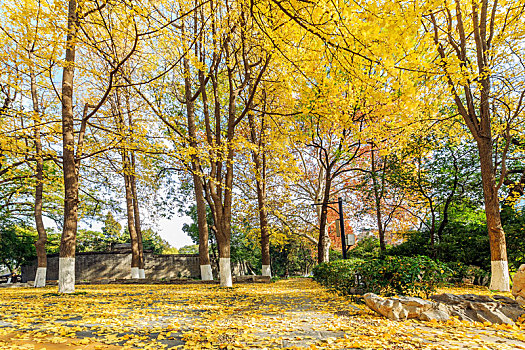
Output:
[313, 258, 364, 294]
[313, 255, 451, 298]
[346, 236, 382, 260]
[445, 261, 490, 285]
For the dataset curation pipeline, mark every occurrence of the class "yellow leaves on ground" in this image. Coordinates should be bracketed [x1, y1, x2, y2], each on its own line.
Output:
[0, 279, 524, 349]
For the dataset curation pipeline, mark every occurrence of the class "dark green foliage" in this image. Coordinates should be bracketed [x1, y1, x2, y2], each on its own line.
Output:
[329, 248, 342, 261]
[385, 205, 525, 277]
[501, 207, 525, 271]
[76, 230, 114, 252]
[141, 228, 172, 254]
[101, 212, 123, 241]
[230, 231, 261, 274]
[444, 261, 489, 285]
[313, 255, 451, 298]
[121, 227, 171, 254]
[359, 256, 452, 297]
[387, 223, 491, 272]
[347, 236, 382, 260]
[270, 240, 315, 277]
[0, 225, 36, 273]
[312, 258, 364, 294]
[385, 205, 492, 282]
[182, 205, 214, 245]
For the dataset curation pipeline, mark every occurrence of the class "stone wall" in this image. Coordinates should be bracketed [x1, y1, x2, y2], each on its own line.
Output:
[21, 252, 200, 282]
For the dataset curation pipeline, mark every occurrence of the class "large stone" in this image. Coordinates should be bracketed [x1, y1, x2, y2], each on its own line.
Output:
[430, 293, 525, 324]
[363, 293, 449, 322]
[512, 264, 525, 302]
[364, 292, 525, 325]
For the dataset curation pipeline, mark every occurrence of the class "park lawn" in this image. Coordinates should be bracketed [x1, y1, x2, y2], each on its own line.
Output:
[0, 278, 524, 350]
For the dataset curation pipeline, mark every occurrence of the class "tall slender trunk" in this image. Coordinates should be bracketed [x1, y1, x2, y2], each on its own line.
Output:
[129, 147, 145, 279]
[113, 82, 141, 278]
[34, 128, 47, 287]
[207, 143, 235, 286]
[59, 0, 79, 294]
[247, 112, 271, 276]
[255, 158, 271, 276]
[121, 149, 140, 278]
[206, 134, 235, 287]
[195, 174, 212, 280]
[318, 169, 332, 264]
[478, 137, 509, 291]
[370, 147, 385, 252]
[29, 55, 47, 288]
[215, 216, 232, 286]
[130, 155, 145, 278]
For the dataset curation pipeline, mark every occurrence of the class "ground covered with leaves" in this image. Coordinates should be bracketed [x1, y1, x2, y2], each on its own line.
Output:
[0, 278, 524, 349]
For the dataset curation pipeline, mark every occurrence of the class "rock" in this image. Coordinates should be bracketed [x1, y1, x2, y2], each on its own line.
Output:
[512, 264, 525, 300]
[418, 304, 450, 322]
[363, 293, 449, 322]
[364, 292, 525, 325]
[494, 294, 525, 321]
[517, 296, 525, 306]
[430, 293, 525, 324]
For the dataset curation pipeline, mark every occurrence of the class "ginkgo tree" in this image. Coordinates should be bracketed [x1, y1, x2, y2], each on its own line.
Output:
[422, 0, 525, 291]
[0, 0, 66, 287]
[56, 0, 166, 292]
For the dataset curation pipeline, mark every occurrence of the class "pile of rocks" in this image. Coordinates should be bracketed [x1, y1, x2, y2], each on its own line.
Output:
[363, 293, 450, 322]
[364, 264, 525, 325]
[364, 293, 524, 324]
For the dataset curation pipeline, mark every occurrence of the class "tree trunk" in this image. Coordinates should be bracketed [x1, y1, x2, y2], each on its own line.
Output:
[130, 153, 145, 279]
[370, 147, 385, 252]
[58, 0, 79, 294]
[121, 149, 140, 278]
[215, 218, 232, 287]
[257, 174, 271, 277]
[29, 52, 47, 288]
[478, 137, 510, 291]
[209, 143, 235, 287]
[195, 175, 213, 280]
[429, 0, 510, 291]
[34, 126, 47, 287]
[182, 45, 213, 281]
[318, 170, 332, 264]
[247, 111, 271, 277]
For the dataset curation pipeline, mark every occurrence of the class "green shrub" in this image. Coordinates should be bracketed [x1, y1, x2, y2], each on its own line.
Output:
[313, 258, 364, 294]
[313, 255, 451, 298]
[346, 236, 382, 260]
[445, 261, 490, 286]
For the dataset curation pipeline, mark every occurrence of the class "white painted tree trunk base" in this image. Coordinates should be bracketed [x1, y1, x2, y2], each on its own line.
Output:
[219, 258, 232, 287]
[321, 230, 331, 263]
[490, 260, 510, 291]
[262, 265, 271, 278]
[131, 267, 140, 279]
[139, 269, 145, 279]
[58, 257, 75, 293]
[34, 267, 47, 288]
[200, 264, 213, 281]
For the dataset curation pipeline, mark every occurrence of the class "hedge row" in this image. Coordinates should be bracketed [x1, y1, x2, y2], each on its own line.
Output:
[313, 255, 451, 298]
